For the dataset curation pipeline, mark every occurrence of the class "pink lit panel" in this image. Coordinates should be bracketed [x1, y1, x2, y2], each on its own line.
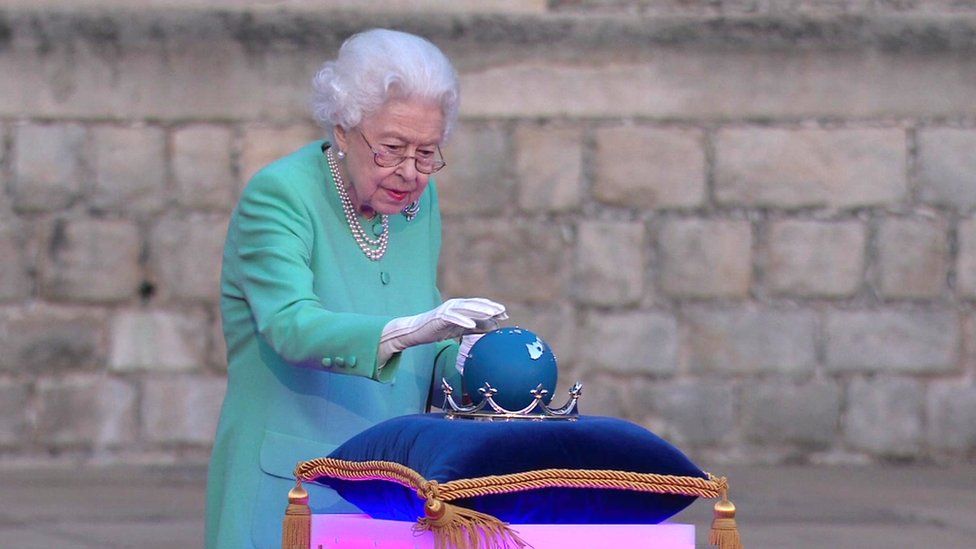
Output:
[310, 514, 695, 549]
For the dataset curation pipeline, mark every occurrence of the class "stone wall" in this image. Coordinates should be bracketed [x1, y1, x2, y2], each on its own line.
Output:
[1, 1, 975, 465]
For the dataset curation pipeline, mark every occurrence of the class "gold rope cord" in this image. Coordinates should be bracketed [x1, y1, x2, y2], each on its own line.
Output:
[293, 457, 726, 501]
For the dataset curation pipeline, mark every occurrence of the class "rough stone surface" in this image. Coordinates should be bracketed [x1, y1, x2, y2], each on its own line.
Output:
[926, 381, 976, 453]
[12, 124, 85, 212]
[684, 307, 818, 375]
[647, 380, 736, 447]
[578, 310, 678, 375]
[515, 124, 582, 213]
[142, 376, 226, 444]
[0, 220, 31, 302]
[37, 218, 142, 303]
[574, 373, 629, 419]
[876, 217, 948, 298]
[239, 124, 321, 187]
[436, 123, 512, 215]
[765, 220, 866, 298]
[917, 128, 976, 211]
[0, 306, 105, 374]
[574, 220, 645, 306]
[35, 376, 137, 449]
[825, 310, 959, 373]
[109, 310, 210, 372]
[958, 217, 976, 298]
[742, 380, 841, 448]
[659, 219, 752, 298]
[0, 380, 28, 447]
[440, 218, 569, 303]
[461, 53, 976, 120]
[3, 4, 976, 465]
[844, 377, 923, 457]
[90, 125, 167, 215]
[593, 126, 706, 210]
[715, 128, 907, 209]
[148, 214, 228, 303]
[172, 125, 236, 211]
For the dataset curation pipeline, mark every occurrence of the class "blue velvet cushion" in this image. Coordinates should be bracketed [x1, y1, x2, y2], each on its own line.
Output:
[322, 413, 706, 524]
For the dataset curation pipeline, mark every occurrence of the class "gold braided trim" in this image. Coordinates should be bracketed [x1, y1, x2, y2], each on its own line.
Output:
[293, 457, 726, 501]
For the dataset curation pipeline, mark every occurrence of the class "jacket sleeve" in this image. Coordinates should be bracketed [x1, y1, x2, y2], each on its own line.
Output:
[229, 170, 401, 382]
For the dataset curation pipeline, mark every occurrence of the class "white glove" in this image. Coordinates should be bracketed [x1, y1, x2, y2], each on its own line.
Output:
[378, 298, 507, 367]
[455, 333, 483, 375]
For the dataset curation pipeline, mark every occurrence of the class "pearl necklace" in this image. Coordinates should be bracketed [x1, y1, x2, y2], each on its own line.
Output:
[326, 148, 389, 261]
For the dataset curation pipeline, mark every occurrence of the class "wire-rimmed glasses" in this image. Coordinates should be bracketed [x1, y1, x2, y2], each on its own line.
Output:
[359, 131, 446, 174]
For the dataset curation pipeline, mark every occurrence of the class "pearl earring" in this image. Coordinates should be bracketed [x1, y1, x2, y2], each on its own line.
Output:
[336, 150, 346, 160]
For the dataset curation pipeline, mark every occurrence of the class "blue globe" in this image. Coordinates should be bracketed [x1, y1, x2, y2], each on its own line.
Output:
[462, 327, 558, 411]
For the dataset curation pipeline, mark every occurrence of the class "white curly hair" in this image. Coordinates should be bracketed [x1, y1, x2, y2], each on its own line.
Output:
[311, 29, 460, 141]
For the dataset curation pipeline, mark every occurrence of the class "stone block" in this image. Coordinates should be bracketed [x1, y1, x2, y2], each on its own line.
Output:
[142, 375, 226, 444]
[574, 221, 645, 306]
[926, 381, 976, 453]
[575, 373, 629, 419]
[0, 380, 28, 446]
[876, 217, 948, 298]
[825, 310, 958, 373]
[958, 217, 976, 298]
[578, 310, 678, 375]
[0, 220, 31, 302]
[714, 128, 907, 209]
[593, 126, 706, 210]
[843, 377, 922, 457]
[659, 219, 752, 298]
[684, 307, 818, 375]
[35, 376, 137, 448]
[461, 50, 976, 120]
[90, 125, 167, 214]
[440, 218, 569, 303]
[12, 124, 85, 212]
[917, 128, 976, 211]
[501, 302, 578, 370]
[741, 380, 841, 447]
[765, 220, 866, 298]
[109, 309, 210, 372]
[38, 217, 142, 303]
[148, 214, 229, 303]
[515, 124, 582, 213]
[435, 123, 512, 215]
[172, 125, 236, 211]
[647, 380, 736, 447]
[240, 124, 321, 187]
[0, 306, 106, 374]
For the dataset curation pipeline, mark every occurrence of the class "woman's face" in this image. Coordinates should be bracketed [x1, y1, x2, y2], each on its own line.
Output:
[334, 97, 445, 216]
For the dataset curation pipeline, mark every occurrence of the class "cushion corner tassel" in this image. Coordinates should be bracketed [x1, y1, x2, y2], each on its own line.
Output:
[708, 476, 744, 549]
[281, 482, 311, 549]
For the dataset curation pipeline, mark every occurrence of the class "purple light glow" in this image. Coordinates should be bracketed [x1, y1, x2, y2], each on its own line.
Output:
[311, 514, 695, 549]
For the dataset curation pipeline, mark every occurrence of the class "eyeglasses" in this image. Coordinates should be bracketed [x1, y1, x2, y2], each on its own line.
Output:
[359, 131, 447, 175]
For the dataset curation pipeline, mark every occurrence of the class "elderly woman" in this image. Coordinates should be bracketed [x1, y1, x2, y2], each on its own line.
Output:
[205, 29, 506, 548]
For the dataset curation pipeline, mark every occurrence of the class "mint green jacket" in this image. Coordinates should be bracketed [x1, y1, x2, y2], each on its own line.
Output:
[205, 141, 459, 549]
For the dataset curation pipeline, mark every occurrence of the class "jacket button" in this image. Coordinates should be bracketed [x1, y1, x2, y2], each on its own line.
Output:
[321, 357, 332, 368]
[346, 356, 358, 368]
[380, 271, 390, 285]
[372, 222, 385, 236]
[334, 357, 345, 368]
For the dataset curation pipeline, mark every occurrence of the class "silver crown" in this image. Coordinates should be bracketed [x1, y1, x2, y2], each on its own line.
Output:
[440, 378, 583, 421]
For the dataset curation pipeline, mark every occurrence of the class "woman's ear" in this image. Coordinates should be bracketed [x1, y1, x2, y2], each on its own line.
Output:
[333, 125, 348, 152]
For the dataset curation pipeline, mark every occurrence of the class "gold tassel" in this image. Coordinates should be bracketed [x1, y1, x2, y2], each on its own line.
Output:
[413, 497, 530, 549]
[282, 483, 311, 549]
[709, 488, 743, 549]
